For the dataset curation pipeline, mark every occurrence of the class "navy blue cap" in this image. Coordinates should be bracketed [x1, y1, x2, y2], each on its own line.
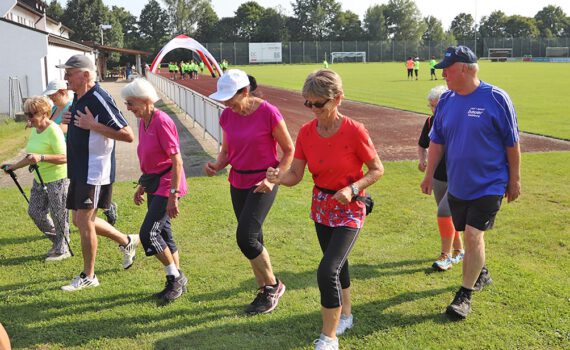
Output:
[434, 46, 477, 69]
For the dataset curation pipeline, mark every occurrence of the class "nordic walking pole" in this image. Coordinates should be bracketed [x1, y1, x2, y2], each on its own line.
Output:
[2, 165, 29, 203]
[29, 164, 74, 256]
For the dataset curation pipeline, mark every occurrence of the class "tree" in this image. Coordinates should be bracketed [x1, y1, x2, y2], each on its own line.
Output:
[255, 8, 289, 42]
[111, 6, 138, 47]
[505, 15, 539, 38]
[162, 0, 212, 36]
[213, 17, 239, 42]
[363, 4, 388, 41]
[139, 0, 170, 54]
[450, 13, 476, 41]
[46, 0, 64, 22]
[234, 1, 265, 41]
[194, 3, 219, 42]
[291, 0, 342, 40]
[384, 0, 425, 41]
[331, 10, 363, 41]
[534, 5, 568, 37]
[479, 10, 507, 38]
[422, 16, 445, 42]
[62, 0, 109, 43]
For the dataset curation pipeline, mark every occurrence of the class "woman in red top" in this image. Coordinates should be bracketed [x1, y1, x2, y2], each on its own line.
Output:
[267, 69, 383, 350]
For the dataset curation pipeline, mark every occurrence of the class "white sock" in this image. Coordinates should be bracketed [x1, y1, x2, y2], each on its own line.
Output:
[320, 333, 337, 343]
[164, 263, 180, 278]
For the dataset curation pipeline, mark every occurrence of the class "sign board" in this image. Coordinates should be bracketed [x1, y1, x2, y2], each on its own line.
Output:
[249, 43, 282, 64]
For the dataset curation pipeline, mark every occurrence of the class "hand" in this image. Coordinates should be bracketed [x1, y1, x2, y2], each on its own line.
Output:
[266, 167, 280, 184]
[505, 178, 521, 203]
[253, 178, 275, 194]
[1, 164, 13, 173]
[333, 187, 352, 205]
[26, 154, 41, 165]
[203, 162, 218, 177]
[133, 186, 145, 206]
[61, 111, 72, 125]
[75, 107, 98, 130]
[420, 176, 433, 195]
[418, 160, 427, 172]
[167, 195, 179, 218]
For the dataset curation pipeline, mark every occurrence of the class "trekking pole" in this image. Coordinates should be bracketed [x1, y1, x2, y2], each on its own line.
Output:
[29, 164, 74, 256]
[2, 165, 29, 203]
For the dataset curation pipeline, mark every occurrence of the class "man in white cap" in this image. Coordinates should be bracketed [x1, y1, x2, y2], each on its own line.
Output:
[56, 54, 139, 291]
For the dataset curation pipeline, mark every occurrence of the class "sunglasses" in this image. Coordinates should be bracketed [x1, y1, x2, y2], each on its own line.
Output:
[25, 112, 35, 118]
[124, 101, 135, 106]
[304, 99, 331, 109]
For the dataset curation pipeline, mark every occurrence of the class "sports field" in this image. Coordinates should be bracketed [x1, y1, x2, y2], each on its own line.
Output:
[234, 61, 570, 140]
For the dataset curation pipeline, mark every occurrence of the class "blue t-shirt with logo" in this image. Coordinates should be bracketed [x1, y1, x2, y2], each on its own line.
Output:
[429, 81, 519, 200]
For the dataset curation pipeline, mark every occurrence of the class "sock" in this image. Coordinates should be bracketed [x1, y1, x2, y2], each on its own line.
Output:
[460, 286, 473, 298]
[320, 333, 337, 343]
[164, 263, 180, 278]
[437, 217, 456, 239]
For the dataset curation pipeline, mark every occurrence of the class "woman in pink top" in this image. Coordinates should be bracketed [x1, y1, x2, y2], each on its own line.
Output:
[206, 69, 294, 315]
[122, 78, 188, 303]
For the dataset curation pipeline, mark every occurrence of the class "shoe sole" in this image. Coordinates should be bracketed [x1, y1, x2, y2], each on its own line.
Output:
[123, 256, 135, 270]
[445, 305, 468, 319]
[432, 262, 452, 271]
[247, 284, 287, 315]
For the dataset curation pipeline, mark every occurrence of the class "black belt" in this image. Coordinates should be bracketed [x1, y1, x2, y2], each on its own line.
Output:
[315, 185, 367, 202]
[232, 168, 268, 174]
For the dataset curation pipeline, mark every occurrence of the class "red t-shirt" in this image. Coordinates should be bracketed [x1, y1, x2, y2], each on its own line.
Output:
[295, 116, 377, 228]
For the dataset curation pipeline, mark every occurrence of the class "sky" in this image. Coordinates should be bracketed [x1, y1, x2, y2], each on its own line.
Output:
[58, 0, 570, 30]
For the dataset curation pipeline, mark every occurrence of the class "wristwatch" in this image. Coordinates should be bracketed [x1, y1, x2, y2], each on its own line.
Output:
[350, 183, 359, 197]
[169, 188, 180, 195]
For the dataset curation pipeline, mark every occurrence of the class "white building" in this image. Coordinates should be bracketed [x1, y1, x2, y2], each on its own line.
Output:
[0, 0, 94, 115]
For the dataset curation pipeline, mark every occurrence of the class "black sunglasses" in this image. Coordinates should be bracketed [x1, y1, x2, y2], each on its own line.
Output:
[304, 99, 331, 109]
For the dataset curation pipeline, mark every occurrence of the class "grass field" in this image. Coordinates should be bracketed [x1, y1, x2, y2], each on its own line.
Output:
[0, 118, 28, 161]
[234, 61, 570, 140]
[0, 152, 568, 349]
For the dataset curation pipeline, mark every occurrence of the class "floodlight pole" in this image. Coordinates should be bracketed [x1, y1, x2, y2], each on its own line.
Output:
[100, 24, 112, 46]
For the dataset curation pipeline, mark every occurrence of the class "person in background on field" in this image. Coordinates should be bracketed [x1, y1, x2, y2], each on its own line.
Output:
[125, 64, 132, 80]
[221, 59, 229, 73]
[418, 85, 464, 271]
[267, 69, 383, 350]
[323, 59, 329, 68]
[199, 60, 205, 76]
[429, 56, 438, 80]
[191, 60, 199, 80]
[43, 79, 71, 135]
[421, 46, 521, 319]
[406, 57, 414, 80]
[414, 57, 420, 80]
[1, 96, 70, 262]
[56, 55, 139, 292]
[205, 69, 294, 315]
[179, 60, 187, 80]
[0, 323, 10, 350]
[122, 78, 189, 303]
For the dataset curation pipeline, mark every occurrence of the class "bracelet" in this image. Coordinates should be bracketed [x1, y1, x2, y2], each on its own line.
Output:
[40, 154, 45, 162]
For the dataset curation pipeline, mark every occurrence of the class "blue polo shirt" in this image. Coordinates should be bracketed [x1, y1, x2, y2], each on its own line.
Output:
[67, 83, 128, 185]
[429, 81, 519, 200]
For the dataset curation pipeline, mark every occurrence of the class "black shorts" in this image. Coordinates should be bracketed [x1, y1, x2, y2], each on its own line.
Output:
[447, 194, 503, 231]
[66, 181, 113, 210]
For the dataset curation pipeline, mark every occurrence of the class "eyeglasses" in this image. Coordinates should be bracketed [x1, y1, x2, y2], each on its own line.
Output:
[25, 112, 35, 118]
[124, 101, 134, 106]
[304, 99, 331, 109]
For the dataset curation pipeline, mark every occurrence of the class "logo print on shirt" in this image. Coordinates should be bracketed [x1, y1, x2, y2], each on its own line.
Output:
[467, 107, 485, 118]
[83, 198, 93, 204]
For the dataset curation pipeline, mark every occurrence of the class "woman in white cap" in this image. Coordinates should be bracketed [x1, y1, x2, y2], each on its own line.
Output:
[42, 79, 71, 135]
[205, 69, 294, 315]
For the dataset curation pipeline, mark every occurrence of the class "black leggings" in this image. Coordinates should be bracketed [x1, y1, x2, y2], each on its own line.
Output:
[139, 194, 178, 256]
[315, 222, 360, 308]
[230, 185, 278, 260]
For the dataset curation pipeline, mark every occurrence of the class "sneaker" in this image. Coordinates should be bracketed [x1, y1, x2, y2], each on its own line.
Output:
[103, 202, 118, 226]
[120, 234, 139, 269]
[432, 253, 453, 271]
[245, 279, 286, 315]
[61, 272, 100, 292]
[313, 334, 339, 350]
[445, 288, 472, 319]
[336, 314, 353, 335]
[45, 251, 71, 262]
[473, 267, 493, 291]
[451, 249, 465, 264]
[161, 271, 188, 302]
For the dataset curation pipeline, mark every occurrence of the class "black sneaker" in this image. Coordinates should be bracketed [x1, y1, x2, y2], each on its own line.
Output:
[446, 288, 472, 319]
[103, 202, 118, 226]
[161, 272, 188, 302]
[245, 279, 286, 315]
[473, 267, 493, 292]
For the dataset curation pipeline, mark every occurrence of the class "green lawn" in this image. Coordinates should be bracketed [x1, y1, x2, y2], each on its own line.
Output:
[1, 152, 568, 349]
[0, 118, 28, 161]
[235, 61, 570, 140]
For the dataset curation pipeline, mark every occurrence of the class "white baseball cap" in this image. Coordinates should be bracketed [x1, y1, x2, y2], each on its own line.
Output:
[42, 79, 67, 95]
[209, 69, 250, 101]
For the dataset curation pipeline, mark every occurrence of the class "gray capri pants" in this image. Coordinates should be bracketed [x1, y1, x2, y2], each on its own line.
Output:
[432, 178, 452, 217]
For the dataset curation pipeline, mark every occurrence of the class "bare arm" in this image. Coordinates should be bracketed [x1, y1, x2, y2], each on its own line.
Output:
[417, 145, 427, 172]
[505, 142, 521, 203]
[335, 154, 384, 204]
[167, 152, 184, 218]
[420, 142, 444, 195]
[204, 131, 229, 176]
[75, 107, 134, 143]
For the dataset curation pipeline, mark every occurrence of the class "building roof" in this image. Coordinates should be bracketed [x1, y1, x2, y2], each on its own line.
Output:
[49, 34, 93, 52]
[85, 43, 152, 56]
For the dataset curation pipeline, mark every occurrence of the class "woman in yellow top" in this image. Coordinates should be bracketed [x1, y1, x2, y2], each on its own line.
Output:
[1, 96, 70, 261]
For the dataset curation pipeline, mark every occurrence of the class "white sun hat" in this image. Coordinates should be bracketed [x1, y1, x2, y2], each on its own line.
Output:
[209, 69, 250, 101]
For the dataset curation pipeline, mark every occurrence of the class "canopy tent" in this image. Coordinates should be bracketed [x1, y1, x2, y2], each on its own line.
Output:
[150, 35, 222, 78]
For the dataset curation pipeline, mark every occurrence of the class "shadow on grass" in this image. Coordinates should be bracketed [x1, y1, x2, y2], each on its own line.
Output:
[0, 234, 44, 246]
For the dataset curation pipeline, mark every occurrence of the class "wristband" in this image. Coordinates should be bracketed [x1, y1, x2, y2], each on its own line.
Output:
[40, 155, 45, 162]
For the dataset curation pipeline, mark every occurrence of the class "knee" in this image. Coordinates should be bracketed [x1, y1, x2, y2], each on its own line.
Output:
[236, 228, 262, 260]
[317, 261, 337, 288]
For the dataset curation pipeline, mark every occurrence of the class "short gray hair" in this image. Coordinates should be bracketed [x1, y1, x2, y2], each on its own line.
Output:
[427, 85, 448, 102]
[302, 69, 343, 99]
[121, 78, 159, 103]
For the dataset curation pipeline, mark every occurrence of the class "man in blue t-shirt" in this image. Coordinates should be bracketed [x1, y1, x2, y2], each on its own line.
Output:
[56, 55, 140, 291]
[420, 46, 521, 319]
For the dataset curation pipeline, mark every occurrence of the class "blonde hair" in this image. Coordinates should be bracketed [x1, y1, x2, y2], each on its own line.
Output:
[302, 69, 343, 99]
[24, 96, 51, 117]
[121, 78, 160, 103]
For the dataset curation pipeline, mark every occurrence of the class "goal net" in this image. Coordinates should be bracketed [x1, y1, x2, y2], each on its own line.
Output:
[546, 47, 569, 57]
[330, 52, 366, 64]
[488, 48, 512, 62]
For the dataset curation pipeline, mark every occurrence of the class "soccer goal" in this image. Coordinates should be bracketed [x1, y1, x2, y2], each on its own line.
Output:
[330, 52, 366, 64]
[546, 47, 569, 57]
[488, 48, 512, 62]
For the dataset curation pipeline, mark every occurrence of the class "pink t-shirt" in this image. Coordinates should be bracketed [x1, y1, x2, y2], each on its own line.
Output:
[137, 109, 187, 197]
[220, 101, 283, 189]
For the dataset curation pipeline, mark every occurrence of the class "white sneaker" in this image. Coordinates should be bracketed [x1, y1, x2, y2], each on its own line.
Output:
[120, 234, 139, 269]
[336, 314, 353, 335]
[61, 273, 100, 292]
[45, 251, 71, 262]
[313, 334, 339, 350]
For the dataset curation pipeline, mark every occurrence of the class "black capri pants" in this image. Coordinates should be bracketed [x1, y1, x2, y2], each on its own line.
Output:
[230, 185, 278, 260]
[139, 194, 178, 256]
[315, 222, 360, 309]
